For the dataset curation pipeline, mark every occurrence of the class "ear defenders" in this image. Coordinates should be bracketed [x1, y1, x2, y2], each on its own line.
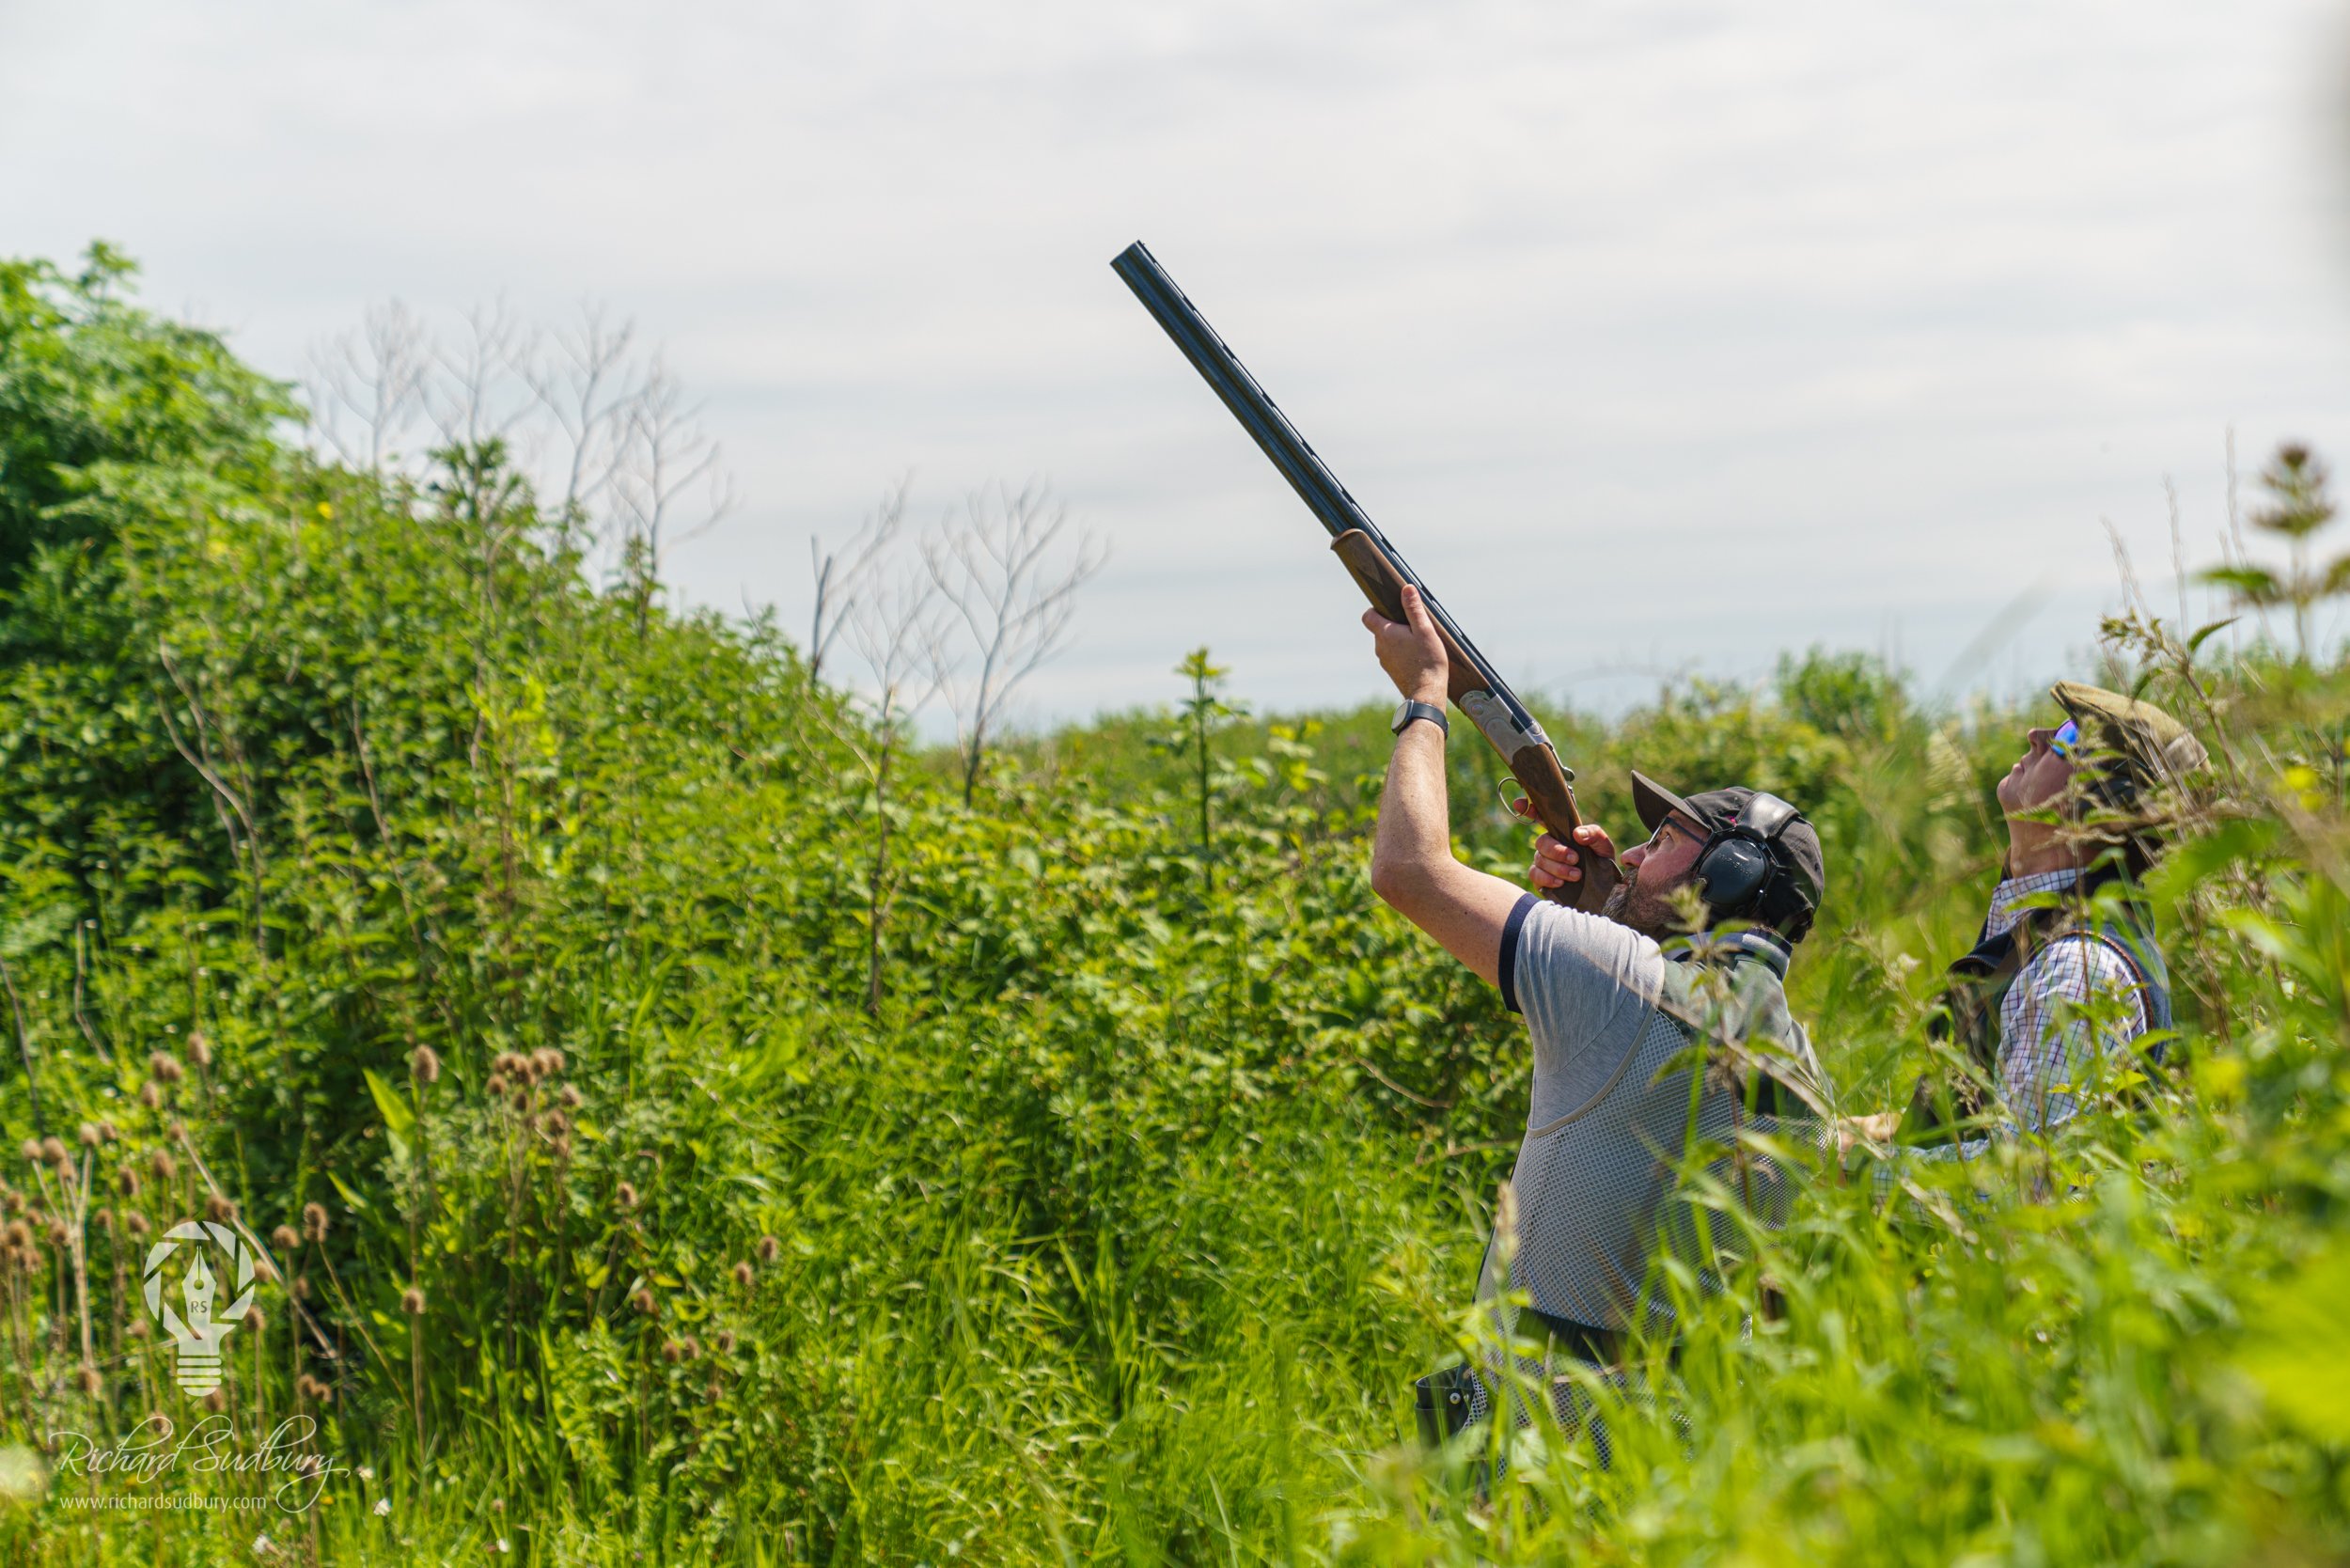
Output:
[1693, 792, 1813, 928]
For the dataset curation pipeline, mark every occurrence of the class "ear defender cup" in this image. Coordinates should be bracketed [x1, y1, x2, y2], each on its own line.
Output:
[1693, 792, 1810, 926]
[1696, 836, 1776, 910]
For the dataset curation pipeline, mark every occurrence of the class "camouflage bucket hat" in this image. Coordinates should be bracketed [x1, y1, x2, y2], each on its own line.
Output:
[2050, 682, 2209, 793]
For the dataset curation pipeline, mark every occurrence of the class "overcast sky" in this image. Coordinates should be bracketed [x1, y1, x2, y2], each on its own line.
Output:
[5, 0, 2347, 729]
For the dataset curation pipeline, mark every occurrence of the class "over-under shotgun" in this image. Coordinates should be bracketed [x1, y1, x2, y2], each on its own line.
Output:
[1110, 241, 1620, 912]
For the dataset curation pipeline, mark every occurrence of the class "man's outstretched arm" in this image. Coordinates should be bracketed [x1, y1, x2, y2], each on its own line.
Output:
[1363, 585, 1531, 989]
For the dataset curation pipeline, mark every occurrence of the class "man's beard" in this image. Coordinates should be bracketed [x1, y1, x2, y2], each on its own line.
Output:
[1599, 865, 1673, 941]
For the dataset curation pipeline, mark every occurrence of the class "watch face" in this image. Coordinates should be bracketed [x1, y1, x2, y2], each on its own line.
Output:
[1391, 700, 1412, 733]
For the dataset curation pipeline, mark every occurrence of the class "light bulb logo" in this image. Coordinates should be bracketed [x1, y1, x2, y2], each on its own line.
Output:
[142, 1221, 258, 1395]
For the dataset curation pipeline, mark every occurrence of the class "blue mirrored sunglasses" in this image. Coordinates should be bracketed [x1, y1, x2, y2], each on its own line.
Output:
[2048, 718, 2082, 760]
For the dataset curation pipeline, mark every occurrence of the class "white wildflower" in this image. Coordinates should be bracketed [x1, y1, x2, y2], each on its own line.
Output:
[373, 1497, 391, 1516]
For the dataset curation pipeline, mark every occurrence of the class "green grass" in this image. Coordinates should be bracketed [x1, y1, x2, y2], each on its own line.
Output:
[0, 250, 2347, 1565]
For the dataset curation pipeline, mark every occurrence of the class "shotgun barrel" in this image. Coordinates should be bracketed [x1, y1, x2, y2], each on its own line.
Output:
[1110, 241, 1619, 912]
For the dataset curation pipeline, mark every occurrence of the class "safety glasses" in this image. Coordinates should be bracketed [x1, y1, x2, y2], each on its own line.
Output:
[2047, 718, 2082, 760]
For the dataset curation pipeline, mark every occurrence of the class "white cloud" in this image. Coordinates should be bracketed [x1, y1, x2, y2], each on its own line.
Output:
[2, 0, 2346, 728]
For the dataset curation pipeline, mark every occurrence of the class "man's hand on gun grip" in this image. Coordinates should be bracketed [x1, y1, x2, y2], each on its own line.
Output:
[1361, 584, 1448, 707]
[1524, 818, 1618, 891]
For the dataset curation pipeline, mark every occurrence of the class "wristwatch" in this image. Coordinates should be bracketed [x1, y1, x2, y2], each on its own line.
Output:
[1390, 698, 1448, 738]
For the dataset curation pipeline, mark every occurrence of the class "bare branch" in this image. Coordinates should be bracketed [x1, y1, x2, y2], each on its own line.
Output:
[809, 477, 912, 684]
[302, 301, 431, 474]
[922, 481, 1106, 805]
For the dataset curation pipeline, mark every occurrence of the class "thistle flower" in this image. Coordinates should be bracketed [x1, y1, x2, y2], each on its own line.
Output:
[757, 1234, 780, 1264]
[400, 1286, 425, 1316]
[77, 1122, 99, 1148]
[732, 1262, 753, 1287]
[410, 1046, 441, 1085]
[150, 1151, 177, 1182]
[272, 1225, 300, 1252]
[301, 1202, 328, 1243]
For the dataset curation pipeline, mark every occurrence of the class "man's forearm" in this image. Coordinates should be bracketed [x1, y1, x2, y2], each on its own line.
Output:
[1370, 710, 1453, 902]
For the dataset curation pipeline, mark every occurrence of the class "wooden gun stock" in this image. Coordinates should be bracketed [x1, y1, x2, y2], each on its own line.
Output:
[1331, 531, 1622, 915]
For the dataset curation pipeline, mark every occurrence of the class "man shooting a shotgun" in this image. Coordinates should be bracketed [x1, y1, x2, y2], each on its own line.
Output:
[1110, 240, 1835, 1441]
[1364, 586, 1831, 1439]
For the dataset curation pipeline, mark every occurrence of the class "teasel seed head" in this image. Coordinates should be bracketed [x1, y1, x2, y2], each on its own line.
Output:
[204, 1193, 236, 1223]
[559, 1085, 583, 1109]
[77, 1122, 99, 1148]
[138, 1082, 162, 1109]
[3, 1220, 28, 1248]
[272, 1225, 299, 1252]
[47, 1221, 70, 1247]
[301, 1202, 328, 1243]
[630, 1287, 657, 1317]
[245, 1304, 267, 1333]
[715, 1329, 737, 1355]
[757, 1234, 780, 1264]
[680, 1336, 701, 1362]
[149, 1151, 177, 1182]
[294, 1274, 311, 1300]
[485, 1073, 509, 1098]
[509, 1089, 529, 1114]
[410, 1046, 441, 1086]
[618, 1182, 638, 1213]
[149, 1052, 184, 1085]
[187, 1031, 212, 1069]
[17, 1140, 37, 1165]
[127, 1317, 149, 1340]
[252, 1257, 277, 1284]
[203, 1387, 226, 1413]
[732, 1262, 753, 1287]
[98, 1121, 118, 1144]
[401, 1286, 425, 1316]
[125, 1213, 151, 1238]
[39, 1137, 68, 1168]
[660, 1339, 682, 1364]
[75, 1364, 101, 1396]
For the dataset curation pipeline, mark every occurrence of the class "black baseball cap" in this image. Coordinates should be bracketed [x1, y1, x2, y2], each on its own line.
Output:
[1629, 771, 1827, 914]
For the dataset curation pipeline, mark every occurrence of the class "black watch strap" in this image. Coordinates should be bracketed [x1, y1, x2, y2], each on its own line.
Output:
[1391, 698, 1448, 737]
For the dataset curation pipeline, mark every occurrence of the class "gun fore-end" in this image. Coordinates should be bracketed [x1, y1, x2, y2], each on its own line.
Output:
[1330, 530, 1620, 914]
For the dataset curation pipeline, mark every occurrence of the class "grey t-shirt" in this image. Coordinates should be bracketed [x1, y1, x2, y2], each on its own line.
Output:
[1478, 896, 1825, 1334]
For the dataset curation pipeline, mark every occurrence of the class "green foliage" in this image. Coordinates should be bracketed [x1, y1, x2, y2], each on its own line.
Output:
[0, 255, 2347, 1568]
